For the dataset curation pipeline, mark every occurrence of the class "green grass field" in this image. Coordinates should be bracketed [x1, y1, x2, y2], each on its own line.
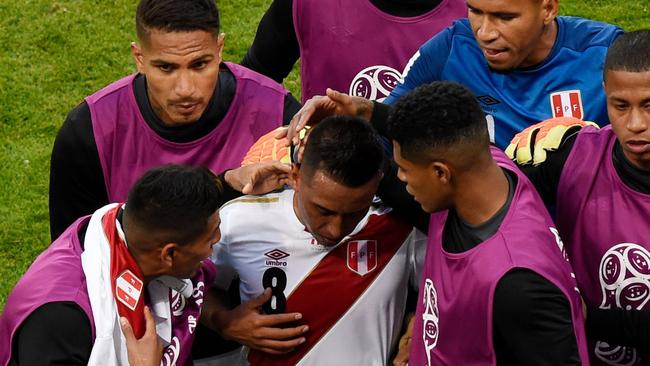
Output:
[0, 1, 648, 309]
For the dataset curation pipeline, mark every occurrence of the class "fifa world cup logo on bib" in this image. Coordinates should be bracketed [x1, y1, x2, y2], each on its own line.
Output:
[161, 336, 180, 366]
[596, 243, 650, 365]
[422, 278, 440, 366]
[349, 65, 403, 102]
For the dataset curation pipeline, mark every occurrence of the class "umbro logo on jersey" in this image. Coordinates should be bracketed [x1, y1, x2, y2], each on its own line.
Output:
[265, 249, 289, 267]
[265, 249, 290, 260]
[477, 95, 501, 106]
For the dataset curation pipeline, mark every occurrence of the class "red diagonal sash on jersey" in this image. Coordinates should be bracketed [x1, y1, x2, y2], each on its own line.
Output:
[102, 205, 147, 339]
[248, 213, 412, 365]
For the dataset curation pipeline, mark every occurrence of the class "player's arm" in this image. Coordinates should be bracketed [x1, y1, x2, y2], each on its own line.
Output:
[282, 93, 302, 126]
[493, 270, 581, 365]
[586, 306, 650, 350]
[241, 0, 299, 83]
[505, 118, 593, 205]
[11, 302, 92, 365]
[49, 101, 109, 241]
[383, 26, 451, 106]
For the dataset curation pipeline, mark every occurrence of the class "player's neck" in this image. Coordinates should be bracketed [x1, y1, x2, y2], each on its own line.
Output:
[520, 19, 558, 69]
[452, 163, 510, 227]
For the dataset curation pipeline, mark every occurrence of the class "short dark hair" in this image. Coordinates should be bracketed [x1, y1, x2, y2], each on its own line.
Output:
[135, 0, 220, 41]
[125, 164, 222, 247]
[604, 30, 650, 80]
[386, 81, 489, 162]
[301, 116, 384, 187]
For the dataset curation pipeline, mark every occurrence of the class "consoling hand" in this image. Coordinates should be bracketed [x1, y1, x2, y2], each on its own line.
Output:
[219, 288, 310, 355]
[120, 306, 163, 366]
[225, 161, 292, 195]
[278, 88, 374, 146]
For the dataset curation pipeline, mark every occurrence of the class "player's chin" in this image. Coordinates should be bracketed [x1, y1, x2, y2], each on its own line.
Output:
[415, 198, 436, 214]
[168, 108, 205, 125]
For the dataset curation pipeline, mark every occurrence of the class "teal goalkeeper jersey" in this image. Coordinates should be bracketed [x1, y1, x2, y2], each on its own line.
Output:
[385, 17, 622, 148]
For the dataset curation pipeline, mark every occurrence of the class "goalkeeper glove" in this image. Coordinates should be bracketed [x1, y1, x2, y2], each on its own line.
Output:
[241, 127, 310, 166]
[505, 117, 598, 166]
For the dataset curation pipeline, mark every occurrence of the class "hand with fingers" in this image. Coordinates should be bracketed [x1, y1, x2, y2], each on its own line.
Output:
[278, 88, 374, 146]
[120, 306, 163, 366]
[220, 288, 309, 354]
[225, 161, 292, 195]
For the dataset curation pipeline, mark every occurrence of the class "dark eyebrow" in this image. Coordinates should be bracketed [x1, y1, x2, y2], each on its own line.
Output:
[609, 97, 630, 103]
[150, 59, 178, 66]
[467, 3, 517, 17]
[190, 54, 214, 64]
[493, 11, 517, 18]
[466, 3, 480, 12]
[315, 203, 335, 214]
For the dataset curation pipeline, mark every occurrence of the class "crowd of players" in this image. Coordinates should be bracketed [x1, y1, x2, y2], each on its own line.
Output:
[1, 0, 649, 365]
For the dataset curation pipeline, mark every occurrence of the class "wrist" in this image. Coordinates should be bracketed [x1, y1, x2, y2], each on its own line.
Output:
[356, 98, 374, 121]
[223, 169, 242, 192]
[210, 306, 235, 340]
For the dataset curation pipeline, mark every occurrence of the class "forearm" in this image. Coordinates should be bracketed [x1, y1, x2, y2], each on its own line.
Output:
[240, 0, 298, 83]
[587, 306, 650, 349]
[49, 102, 108, 240]
[200, 287, 236, 338]
[493, 270, 580, 365]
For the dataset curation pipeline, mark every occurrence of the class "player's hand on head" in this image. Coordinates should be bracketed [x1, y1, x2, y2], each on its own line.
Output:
[226, 162, 291, 195]
[505, 117, 599, 166]
[220, 288, 308, 354]
[120, 306, 163, 366]
[280, 88, 374, 146]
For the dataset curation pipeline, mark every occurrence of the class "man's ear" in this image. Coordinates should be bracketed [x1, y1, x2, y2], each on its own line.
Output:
[159, 242, 178, 271]
[217, 32, 225, 59]
[131, 42, 146, 74]
[289, 164, 301, 190]
[541, 0, 559, 25]
[431, 161, 452, 185]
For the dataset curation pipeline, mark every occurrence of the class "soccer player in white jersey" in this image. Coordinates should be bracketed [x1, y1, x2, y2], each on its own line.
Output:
[210, 116, 426, 366]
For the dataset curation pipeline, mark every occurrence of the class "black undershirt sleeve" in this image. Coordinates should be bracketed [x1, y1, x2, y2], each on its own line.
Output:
[370, 101, 392, 136]
[241, 0, 299, 83]
[49, 102, 107, 241]
[586, 306, 650, 350]
[493, 270, 581, 366]
[517, 132, 577, 206]
[10, 302, 92, 366]
[283, 93, 302, 125]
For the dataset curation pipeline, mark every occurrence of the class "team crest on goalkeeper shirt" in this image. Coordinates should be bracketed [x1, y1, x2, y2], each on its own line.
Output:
[550, 90, 584, 119]
[347, 240, 378, 276]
